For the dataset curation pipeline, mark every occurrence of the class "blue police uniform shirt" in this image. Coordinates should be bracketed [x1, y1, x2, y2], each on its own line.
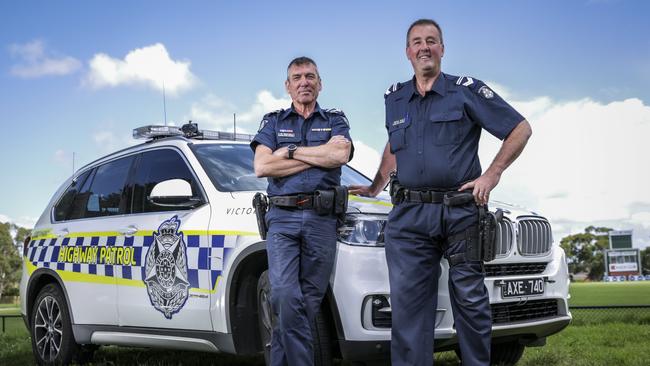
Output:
[385, 73, 524, 189]
[251, 103, 353, 196]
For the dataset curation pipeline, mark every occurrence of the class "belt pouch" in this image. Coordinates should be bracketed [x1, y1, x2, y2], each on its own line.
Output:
[314, 190, 335, 215]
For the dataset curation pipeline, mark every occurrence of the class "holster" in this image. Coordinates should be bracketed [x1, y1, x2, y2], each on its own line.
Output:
[252, 193, 269, 240]
[388, 174, 404, 205]
[444, 193, 502, 264]
[477, 205, 500, 262]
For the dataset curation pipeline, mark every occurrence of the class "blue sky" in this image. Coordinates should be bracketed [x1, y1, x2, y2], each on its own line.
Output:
[1, 0, 650, 247]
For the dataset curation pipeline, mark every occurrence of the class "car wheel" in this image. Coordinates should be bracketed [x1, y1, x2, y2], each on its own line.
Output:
[257, 271, 273, 365]
[490, 341, 525, 366]
[30, 283, 79, 365]
[257, 270, 333, 366]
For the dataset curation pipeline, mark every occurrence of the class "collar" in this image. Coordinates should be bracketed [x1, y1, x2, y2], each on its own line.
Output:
[408, 72, 448, 100]
[280, 102, 326, 120]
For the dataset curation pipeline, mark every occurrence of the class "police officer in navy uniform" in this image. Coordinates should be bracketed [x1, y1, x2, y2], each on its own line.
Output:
[251, 56, 353, 366]
[350, 19, 532, 365]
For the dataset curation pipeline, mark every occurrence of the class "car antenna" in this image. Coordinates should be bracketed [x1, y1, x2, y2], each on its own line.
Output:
[162, 81, 168, 126]
[233, 113, 237, 140]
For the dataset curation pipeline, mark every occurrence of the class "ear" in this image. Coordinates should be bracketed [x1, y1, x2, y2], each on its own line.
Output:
[284, 79, 290, 93]
[441, 43, 445, 58]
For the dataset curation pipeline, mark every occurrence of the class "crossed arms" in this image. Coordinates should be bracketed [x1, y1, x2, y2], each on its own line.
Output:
[254, 135, 352, 178]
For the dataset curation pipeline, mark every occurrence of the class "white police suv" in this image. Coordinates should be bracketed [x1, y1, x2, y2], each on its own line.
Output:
[20, 123, 571, 365]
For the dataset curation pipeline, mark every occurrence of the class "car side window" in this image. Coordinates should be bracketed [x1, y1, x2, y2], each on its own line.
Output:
[131, 149, 202, 213]
[68, 156, 135, 220]
[53, 170, 92, 221]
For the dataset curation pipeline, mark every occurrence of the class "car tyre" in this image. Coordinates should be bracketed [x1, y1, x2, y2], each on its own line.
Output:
[490, 341, 525, 366]
[30, 283, 79, 365]
[257, 270, 332, 366]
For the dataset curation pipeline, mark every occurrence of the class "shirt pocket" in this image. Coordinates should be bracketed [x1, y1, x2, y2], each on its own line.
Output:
[276, 134, 301, 147]
[388, 119, 411, 153]
[306, 129, 331, 146]
[429, 110, 464, 146]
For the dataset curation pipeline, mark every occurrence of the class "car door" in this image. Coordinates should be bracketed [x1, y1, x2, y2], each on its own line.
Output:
[117, 147, 212, 330]
[49, 154, 136, 326]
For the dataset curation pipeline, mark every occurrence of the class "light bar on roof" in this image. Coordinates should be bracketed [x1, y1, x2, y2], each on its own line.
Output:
[133, 125, 183, 139]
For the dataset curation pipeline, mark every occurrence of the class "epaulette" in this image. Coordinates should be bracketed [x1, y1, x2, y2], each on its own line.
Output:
[262, 109, 283, 119]
[455, 76, 475, 87]
[384, 82, 403, 98]
[324, 108, 345, 115]
[325, 108, 349, 126]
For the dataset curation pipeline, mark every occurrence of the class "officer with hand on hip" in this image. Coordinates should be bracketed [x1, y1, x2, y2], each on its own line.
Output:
[349, 19, 532, 366]
[251, 56, 353, 366]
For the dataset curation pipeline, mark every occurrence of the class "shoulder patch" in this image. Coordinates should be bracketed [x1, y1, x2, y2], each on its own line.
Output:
[456, 76, 474, 87]
[258, 109, 282, 132]
[477, 85, 494, 99]
[262, 109, 283, 119]
[326, 108, 349, 126]
[384, 82, 403, 98]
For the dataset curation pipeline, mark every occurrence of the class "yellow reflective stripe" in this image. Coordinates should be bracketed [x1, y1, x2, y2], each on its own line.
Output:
[25, 258, 37, 275]
[348, 195, 393, 207]
[31, 235, 57, 241]
[63, 231, 122, 238]
[59, 270, 116, 285]
[208, 230, 258, 236]
[183, 230, 208, 236]
[115, 277, 146, 288]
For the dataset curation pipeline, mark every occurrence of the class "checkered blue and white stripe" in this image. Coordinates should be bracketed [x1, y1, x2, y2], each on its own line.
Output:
[27, 233, 236, 291]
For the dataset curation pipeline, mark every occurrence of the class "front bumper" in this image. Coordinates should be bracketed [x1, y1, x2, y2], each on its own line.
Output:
[330, 243, 571, 360]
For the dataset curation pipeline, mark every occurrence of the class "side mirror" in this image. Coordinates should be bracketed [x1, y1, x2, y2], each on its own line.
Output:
[148, 179, 202, 208]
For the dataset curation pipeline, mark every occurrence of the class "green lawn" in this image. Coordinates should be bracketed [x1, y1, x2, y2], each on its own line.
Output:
[569, 281, 650, 306]
[3, 283, 650, 365]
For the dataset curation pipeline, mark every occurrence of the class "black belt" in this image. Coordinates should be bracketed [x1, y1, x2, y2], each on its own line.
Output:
[269, 194, 315, 209]
[403, 190, 447, 203]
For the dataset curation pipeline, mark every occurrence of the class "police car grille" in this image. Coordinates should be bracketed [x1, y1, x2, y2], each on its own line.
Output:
[517, 218, 553, 256]
[484, 262, 548, 277]
[495, 218, 514, 258]
[491, 299, 559, 324]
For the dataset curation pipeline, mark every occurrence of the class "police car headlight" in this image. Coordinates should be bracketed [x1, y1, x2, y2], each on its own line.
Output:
[338, 214, 386, 246]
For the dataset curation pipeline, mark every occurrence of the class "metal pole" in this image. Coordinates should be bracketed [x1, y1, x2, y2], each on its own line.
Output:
[163, 82, 168, 126]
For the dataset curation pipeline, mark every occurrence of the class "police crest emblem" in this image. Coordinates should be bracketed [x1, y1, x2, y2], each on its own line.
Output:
[478, 85, 494, 99]
[144, 216, 190, 319]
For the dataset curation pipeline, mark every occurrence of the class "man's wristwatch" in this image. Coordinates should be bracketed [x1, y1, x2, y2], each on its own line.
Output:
[287, 144, 298, 159]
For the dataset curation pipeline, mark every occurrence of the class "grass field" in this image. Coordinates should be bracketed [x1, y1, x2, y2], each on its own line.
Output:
[569, 281, 650, 306]
[2, 282, 649, 365]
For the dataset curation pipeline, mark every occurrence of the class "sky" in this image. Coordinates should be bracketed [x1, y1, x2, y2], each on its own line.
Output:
[1, 0, 650, 248]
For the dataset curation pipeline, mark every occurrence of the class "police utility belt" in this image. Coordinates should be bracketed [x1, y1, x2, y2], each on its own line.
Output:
[390, 179, 503, 264]
[252, 187, 348, 240]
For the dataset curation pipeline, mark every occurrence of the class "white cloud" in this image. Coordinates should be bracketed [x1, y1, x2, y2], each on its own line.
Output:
[0, 213, 37, 228]
[86, 43, 196, 95]
[92, 129, 136, 153]
[348, 140, 381, 179]
[9, 40, 81, 78]
[189, 90, 291, 133]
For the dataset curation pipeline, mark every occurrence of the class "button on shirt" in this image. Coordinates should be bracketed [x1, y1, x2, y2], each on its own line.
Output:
[385, 73, 524, 189]
[251, 104, 353, 196]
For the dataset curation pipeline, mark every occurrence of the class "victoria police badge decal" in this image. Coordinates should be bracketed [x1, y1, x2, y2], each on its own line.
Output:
[144, 216, 190, 319]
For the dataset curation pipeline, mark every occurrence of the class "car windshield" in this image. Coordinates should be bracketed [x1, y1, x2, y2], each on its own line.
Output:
[192, 143, 372, 192]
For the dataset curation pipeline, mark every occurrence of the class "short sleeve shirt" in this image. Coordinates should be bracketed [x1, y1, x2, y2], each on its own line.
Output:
[384, 73, 524, 189]
[251, 103, 353, 196]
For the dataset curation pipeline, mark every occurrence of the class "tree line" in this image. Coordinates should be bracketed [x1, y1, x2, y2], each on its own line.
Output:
[0, 221, 29, 301]
[561, 226, 650, 281]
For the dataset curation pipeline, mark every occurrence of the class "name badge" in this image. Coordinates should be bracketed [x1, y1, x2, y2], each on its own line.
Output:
[311, 128, 332, 132]
[392, 118, 406, 126]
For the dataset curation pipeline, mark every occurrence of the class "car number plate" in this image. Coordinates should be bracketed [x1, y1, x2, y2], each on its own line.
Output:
[500, 278, 545, 298]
